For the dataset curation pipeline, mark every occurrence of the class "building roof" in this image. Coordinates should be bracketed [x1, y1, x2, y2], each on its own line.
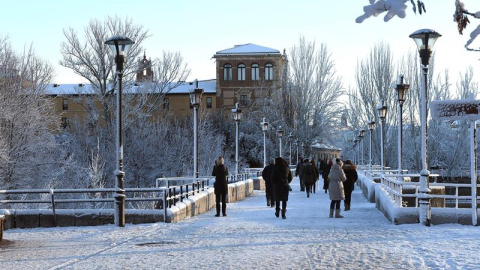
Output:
[214, 43, 281, 57]
[311, 141, 342, 151]
[44, 79, 217, 96]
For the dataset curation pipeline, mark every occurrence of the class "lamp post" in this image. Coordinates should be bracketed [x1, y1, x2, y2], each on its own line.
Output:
[288, 133, 294, 164]
[261, 118, 269, 167]
[190, 80, 203, 178]
[368, 121, 376, 170]
[394, 75, 410, 174]
[277, 127, 284, 157]
[353, 139, 359, 165]
[232, 103, 243, 174]
[105, 35, 135, 227]
[296, 139, 300, 164]
[410, 28, 441, 226]
[359, 130, 366, 165]
[377, 101, 388, 170]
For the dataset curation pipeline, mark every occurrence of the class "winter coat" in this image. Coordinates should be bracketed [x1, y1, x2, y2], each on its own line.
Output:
[321, 162, 331, 182]
[272, 158, 293, 201]
[295, 162, 303, 178]
[328, 163, 347, 200]
[262, 163, 275, 193]
[342, 163, 358, 191]
[212, 164, 229, 195]
[302, 163, 316, 185]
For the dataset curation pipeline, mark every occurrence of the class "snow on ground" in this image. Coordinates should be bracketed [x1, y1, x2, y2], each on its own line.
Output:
[1, 177, 479, 270]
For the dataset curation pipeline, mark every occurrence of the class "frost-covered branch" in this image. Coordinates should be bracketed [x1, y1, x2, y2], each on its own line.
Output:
[455, 0, 480, 51]
[356, 0, 425, 23]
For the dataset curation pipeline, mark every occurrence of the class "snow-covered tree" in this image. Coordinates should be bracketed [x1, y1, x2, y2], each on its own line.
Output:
[0, 36, 68, 190]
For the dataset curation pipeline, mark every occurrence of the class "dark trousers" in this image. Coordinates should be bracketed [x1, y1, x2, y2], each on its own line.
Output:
[305, 183, 312, 197]
[215, 193, 227, 214]
[330, 200, 341, 209]
[275, 200, 287, 210]
[344, 186, 353, 206]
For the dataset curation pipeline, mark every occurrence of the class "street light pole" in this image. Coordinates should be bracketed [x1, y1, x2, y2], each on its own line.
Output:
[296, 139, 299, 164]
[377, 101, 388, 170]
[277, 127, 284, 157]
[190, 80, 204, 178]
[368, 121, 376, 170]
[261, 118, 269, 167]
[105, 35, 135, 227]
[288, 133, 294, 164]
[394, 75, 410, 174]
[359, 130, 366, 166]
[232, 103, 243, 174]
[410, 28, 441, 226]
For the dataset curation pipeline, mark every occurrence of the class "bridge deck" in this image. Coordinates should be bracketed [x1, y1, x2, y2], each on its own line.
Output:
[1, 177, 479, 269]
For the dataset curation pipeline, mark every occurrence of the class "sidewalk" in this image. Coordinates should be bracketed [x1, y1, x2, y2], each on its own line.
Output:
[1, 177, 479, 270]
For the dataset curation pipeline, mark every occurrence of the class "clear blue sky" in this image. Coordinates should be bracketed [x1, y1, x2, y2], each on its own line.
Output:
[1, 0, 478, 89]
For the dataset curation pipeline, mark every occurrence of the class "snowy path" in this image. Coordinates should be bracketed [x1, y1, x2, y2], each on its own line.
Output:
[1, 177, 480, 270]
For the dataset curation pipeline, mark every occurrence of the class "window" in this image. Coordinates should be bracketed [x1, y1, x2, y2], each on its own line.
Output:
[265, 63, 273, 80]
[206, 97, 212, 109]
[223, 64, 232, 81]
[251, 63, 259, 80]
[163, 98, 170, 109]
[237, 64, 245, 81]
[240, 95, 247, 106]
[61, 117, 69, 129]
[62, 99, 68, 111]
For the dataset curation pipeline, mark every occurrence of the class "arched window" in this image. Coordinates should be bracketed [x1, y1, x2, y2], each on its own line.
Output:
[237, 64, 245, 81]
[251, 63, 259, 80]
[264, 63, 273, 80]
[224, 64, 232, 81]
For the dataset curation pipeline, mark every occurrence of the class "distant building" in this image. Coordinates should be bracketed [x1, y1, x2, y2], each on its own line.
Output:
[310, 141, 342, 162]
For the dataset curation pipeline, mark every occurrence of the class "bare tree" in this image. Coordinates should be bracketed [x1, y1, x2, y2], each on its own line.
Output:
[0, 37, 66, 190]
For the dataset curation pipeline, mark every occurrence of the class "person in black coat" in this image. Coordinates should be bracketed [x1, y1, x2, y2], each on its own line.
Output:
[212, 156, 229, 217]
[342, 159, 358, 211]
[272, 157, 293, 219]
[321, 159, 332, 193]
[262, 159, 275, 207]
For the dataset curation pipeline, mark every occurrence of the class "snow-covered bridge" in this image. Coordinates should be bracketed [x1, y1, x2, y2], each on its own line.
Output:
[1, 175, 479, 269]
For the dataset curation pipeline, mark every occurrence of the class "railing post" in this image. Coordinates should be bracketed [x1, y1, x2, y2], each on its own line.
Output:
[180, 186, 183, 202]
[163, 190, 167, 223]
[50, 189, 57, 227]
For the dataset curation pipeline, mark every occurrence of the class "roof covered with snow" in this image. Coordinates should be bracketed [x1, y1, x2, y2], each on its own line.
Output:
[311, 141, 342, 151]
[214, 43, 281, 57]
[44, 79, 217, 96]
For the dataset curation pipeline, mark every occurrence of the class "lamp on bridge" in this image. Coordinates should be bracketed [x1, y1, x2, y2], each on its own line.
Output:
[190, 80, 204, 178]
[394, 75, 409, 175]
[261, 118, 269, 168]
[368, 120, 376, 170]
[358, 129, 366, 166]
[410, 28, 441, 226]
[377, 101, 387, 170]
[277, 127, 284, 157]
[232, 103, 243, 174]
[288, 133, 294, 165]
[296, 139, 300, 164]
[105, 35, 135, 227]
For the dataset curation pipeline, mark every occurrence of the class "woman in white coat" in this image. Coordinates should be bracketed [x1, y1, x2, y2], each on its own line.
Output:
[328, 158, 347, 218]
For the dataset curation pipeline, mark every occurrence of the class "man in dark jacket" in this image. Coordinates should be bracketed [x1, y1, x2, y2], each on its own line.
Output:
[342, 159, 358, 211]
[212, 156, 229, 217]
[295, 157, 305, 191]
[272, 157, 293, 219]
[262, 159, 275, 207]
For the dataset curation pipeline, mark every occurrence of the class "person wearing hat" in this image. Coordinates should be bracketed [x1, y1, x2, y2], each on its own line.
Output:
[328, 158, 347, 218]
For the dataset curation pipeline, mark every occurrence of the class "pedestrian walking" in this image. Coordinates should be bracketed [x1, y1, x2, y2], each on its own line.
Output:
[321, 159, 332, 193]
[212, 156, 229, 217]
[302, 158, 315, 198]
[295, 157, 305, 191]
[310, 158, 319, 194]
[342, 159, 358, 211]
[262, 159, 275, 208]
[272, 157, 293, 219]
[328, 158, 347, 218]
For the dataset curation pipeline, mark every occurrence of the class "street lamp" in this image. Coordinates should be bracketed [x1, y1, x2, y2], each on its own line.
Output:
[261, 118, 269, 167]
[105, 35, 135, 227]
[410, 28, 441, 226]
[353, 138, 359, 165]
[368, 120, 376, 170]
[232, 103, 243, 174]
[377, 101, 388, 170]
[394, 75, 410, 174]
[190, 80, 203, 178]
[296, 139, 300, 164]
[288, 133, 294, 165]
[277, 127, 284, 157]
[359, 129, 366, 165]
